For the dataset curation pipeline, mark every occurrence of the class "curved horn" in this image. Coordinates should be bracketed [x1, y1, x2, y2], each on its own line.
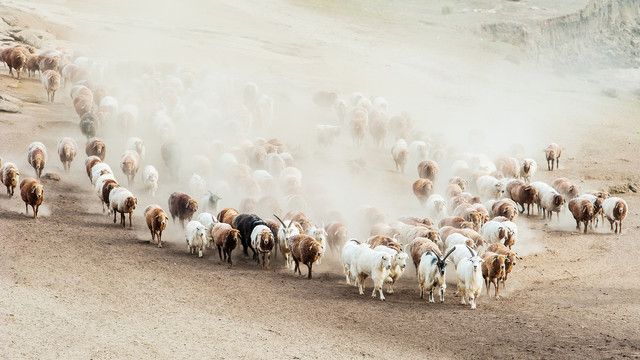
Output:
[441, 246, 457, 263]
[273, 214, 287, 228]
[465, 244, 476, 257]
[403, 243, 412, 254]
[211, 213, 218, 224]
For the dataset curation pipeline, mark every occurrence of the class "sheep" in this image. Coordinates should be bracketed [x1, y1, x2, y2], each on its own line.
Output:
[315, 125, 341, 147]
[398, 216, 434, 227]
[452, 204, 484, 232]
[144, 205, 168, 248]
[505, 179, 538, 216]
[481, 252, 508, 299]
[369, 110, 388, 148]
[188, 173, 206, 197]
[552, 178, 581, 201]
[308, 225, 328, 264]
[212, 223, 240, 266]
[85, 156, 101, 180]
[274, 215, 301, 269]
[366, 235, 403, 253]
[342, 239, 364, 284]
[200, 191, 221, 215]
[417, 160, 439, 181]
[90, 162, 113, 186]
[85, 138, 106, 161]
[141, 165, 159, 197]
[325, 221, 348, 255]
[109, 187, 137, 228]
[217, 207, 239, 226]
[438, 216, 474, 230]
[409, 141, 428, 164]
[287, 234, 323, 279]
[233, 213, 268, 259]
[251, 224, 275, 268]
[26, 142, 47, 179]
[125, 137, 145, 161]
[531, 181, 565, 220]
[80, 113, 98, 140]
[482, 220, 509, 245]
[544, 143, 562, 171]
[99, 178, 119, 214]
[185, 221, 207, 258]
[73, 93, 93, 117]
[348, 240, 393, 300]
[57, 137, 77, 173]
[120, 150, 140, 187]
[578, 194, 604, 228]
[425, 194, 446, 222]
[19, 177, 44, 219]
[373, 245, 408, 294]
[418, 247, 456, 303]
[444, 233, 475, 253]
[1, 162, 20, 197]
[440, 227, 484, 250]
[476, 175, 504, 200]
[26, 54, 38, 77]
[586, 190, 609, 199]
[603, 197, 628, 234]
[491, 199, 518, 221]
[408, 178, 434, 206]
[568, 198, 595, 233]
[161, 141, 181, 180]
[349, 106, 368, 147]
[36, 51, 60, 72]
[197, 212, 218, 248]
[445, 184, 463, 200]
[39, 69, 61, 103]
[335, 98, 348, 123]
[446, 243, 478, 270]
[486, 243, 519, 288]
[168, 192, 198, 228]
[519, 159, 537, 183]
[456, 245, 485, 309]
[495, 157, 519, 178]
[406, 237, 442, 272]
[6, 47, 27, 79]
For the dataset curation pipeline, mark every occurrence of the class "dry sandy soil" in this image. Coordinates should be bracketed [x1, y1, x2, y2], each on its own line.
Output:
[1, 0, 640, 359]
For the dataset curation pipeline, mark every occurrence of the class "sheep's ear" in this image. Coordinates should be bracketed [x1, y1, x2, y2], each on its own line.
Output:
[31, 185, 37, 193]
[493, 255, 498, 261]
[309, 245, 313, 251]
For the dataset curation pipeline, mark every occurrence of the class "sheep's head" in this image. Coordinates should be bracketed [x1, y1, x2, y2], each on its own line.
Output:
[156, 213, 168, 229]
[32, 183, 43, 199]
[187, 199, 198, 213]
[381, 254, 391, 270]
[8, 169, 19, 185]
[126, 197, 137, 211]
[554, 194, 565, 207]
[545, 149, 555, 160]
[227, 229, 240, 247]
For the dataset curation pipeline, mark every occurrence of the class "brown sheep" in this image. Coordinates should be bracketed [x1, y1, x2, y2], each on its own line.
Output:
[496, 157, 519, 178]
[6, 48, 27, 79]
[26, 54, 39, 77]
[57, 137, 78, 173]
[212, 223, 240, 266]
[101, 179, 119, 213]
[41, 70, 60, 103]
[506, 180, 538, 216]
[445, 184, 463, 200]
[552, 178, 581, 201]
[417, 160, 439, 181]
[486, 243, 518, 288]
[438, 216, 474, 230]
[85, 138, 106, 161]
[391, 139, 409, 173]
[27, 142, 48, 179]
[73, 94, 93, 117]
[325, 221, 348, 255]
[144, 205, 168, 248]
[481, 251, 508, 299]
[289, 212, 312, 233]
[19, 177, 44, 219]
[85, 156, 102, 180]
[449, 177, 468, 192]
[287, 234, 322, 279]
[36, 51, 60, 72]
[453, 204, 483, 232]
[366, 235, 402, 253]
[544, 143, 561, 171]
[412, 178, 434, 206]
[568, 198, 595, 233]
[168, 192, 198, 228]
[406, 237, 442, 273]
[217, 208, 239, 226]
[397, 216, 434, 228]
[1, 161, 20, 197]
[120, 150, 140, 186]
[349, 106, 368, 148]
[491, 199, 518, 221]
[369, 110, 389, 148]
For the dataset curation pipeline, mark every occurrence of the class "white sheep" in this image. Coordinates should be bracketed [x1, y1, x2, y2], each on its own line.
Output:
[476, 175, 504, 200]
[531, 181, 565, 219]
[350, 241, 393, 301]
[275, 215, 301, 269]
[409, 140, 428, 164]
[189, 173, 207, 196]
[425, 194, 447, 222]
[482, 220, 508, 245]
[341, 239, 363, 284]
[251, 224, 275, 269]
[57, 137, 78, 173]
[520, 159, 537, 183]
[308, 225, 328, 265]
[197, 212, 218, 248]
[142, 165, 159, 197]
[265, 153, 285, 177]
[200, 191, 221, 215]
[94, 172, 117, 213]
[91, 163, 113, 185]
[316, 125, 341, 147]
[185, 220, 207, 257]
[120, 150, 140, 186]
[125, 137, 145, 161]
[109, 187, 137, 228]
[603, 197, 628, 234]
[447, 243, 478, 269]
[373, 245, 408, 294]
[391, 139, 409, 173]
[444, 233, 474, 252]
[456, 247, 485, 309]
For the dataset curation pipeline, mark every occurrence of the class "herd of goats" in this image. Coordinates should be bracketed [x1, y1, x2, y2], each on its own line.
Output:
[0, 43, 630, 309]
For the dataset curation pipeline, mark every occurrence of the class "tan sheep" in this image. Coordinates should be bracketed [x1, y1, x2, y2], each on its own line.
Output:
[19, 177, 44, 219]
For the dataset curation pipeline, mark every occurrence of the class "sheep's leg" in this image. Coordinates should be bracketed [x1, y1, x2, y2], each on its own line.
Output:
[217, 246, 223, 261]
[583, 221, 588, 234]
[419, 284, 424, 299]
[25, 202, 28, 215]
[619, 221, 622, 234]
[357, 275, 365, 295]
[158, 232, 162, 248]
[150, 230, 155, 243]
[267, 253, 271, 269]
[307, 263, 313, 279]
[556, 158, 559, 169]
[470, 293, 477, 309]
[129, 212, 133, 228]
[485, 278, 490, 296]
[429, 290, 435, 303]
[113, 209, 117, 223]
[460, 290, 466, 305]
[198, 248, 203, 258]
[32, 205, 37, 219]
[439, 286, 445, 302]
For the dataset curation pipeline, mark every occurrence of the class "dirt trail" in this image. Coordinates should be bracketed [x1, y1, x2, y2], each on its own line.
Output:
[1, 1, 640, 359]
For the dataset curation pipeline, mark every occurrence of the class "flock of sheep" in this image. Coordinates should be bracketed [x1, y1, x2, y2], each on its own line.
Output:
[0, 43, 631, 310]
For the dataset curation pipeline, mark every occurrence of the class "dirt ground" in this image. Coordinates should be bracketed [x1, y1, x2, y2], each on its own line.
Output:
[1, 1, 640, 359]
